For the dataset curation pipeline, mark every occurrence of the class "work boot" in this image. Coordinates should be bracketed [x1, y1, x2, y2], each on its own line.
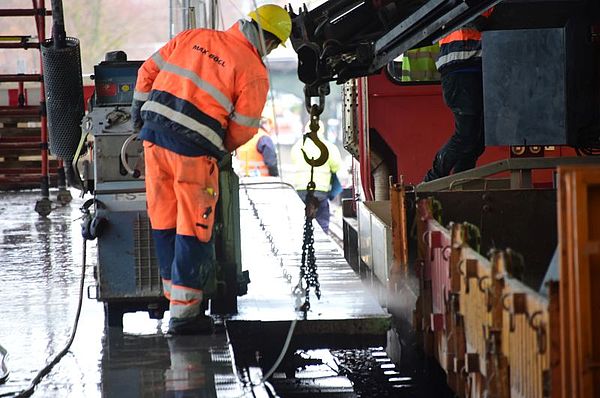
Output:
[167, 314, 214, 336]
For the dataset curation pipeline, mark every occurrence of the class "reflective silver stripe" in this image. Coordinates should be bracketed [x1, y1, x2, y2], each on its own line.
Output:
[231, 112, 261, 128]
[407, 51, 438, 59]
[170, 301, 201, 318]
[171, 286, 203, 301]
[402, 69, 439, 81]
[162, 279, 172, 298]
[133, 90, 149, 101]
[435, 50, 481, 69]
[152, 51, 234, 113]
[142, 100, 226, 151]
[151, 50, 166, 68]
[169, 285, 203, 318]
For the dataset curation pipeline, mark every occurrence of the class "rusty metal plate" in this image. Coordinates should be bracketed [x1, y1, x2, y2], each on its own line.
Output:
[419, 189, 557, 290]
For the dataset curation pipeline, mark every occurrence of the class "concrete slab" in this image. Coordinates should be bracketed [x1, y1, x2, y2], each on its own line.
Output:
[228, 182, 391, 363]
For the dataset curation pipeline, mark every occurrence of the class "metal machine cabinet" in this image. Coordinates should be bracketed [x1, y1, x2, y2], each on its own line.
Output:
[483, 24, 596, 147]
[358, 201, 373, 272]
[95, 194, 159, 299]
[358, 201, 393, 284]
[86, 89, 162, 325]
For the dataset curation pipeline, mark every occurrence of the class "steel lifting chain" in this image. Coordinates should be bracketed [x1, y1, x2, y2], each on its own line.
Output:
[300, 164, 321, 312]
[299, 89, 329, 312]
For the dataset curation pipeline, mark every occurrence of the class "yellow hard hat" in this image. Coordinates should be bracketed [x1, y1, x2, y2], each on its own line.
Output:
[248, 4, 292, 46]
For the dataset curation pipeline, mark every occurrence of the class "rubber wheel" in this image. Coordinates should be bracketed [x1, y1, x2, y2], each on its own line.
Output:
[148, 309, 164, 320]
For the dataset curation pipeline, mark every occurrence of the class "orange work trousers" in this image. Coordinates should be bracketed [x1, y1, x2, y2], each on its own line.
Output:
[143, 141, 219, 319]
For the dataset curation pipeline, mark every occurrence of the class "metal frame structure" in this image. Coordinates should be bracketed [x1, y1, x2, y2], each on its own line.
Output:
[417, 157, 600, 192]
[169, 0, 216, 37]
[0, 1, 70, 212]
[289, 0, 502, 88]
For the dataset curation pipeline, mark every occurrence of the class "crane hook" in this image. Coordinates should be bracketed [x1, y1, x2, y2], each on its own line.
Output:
[302, 104, 329, 168]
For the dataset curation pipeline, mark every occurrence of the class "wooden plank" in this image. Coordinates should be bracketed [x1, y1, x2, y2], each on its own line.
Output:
[0, 115, 40, 124]
[573, 171, 592, 397]
[557, 166, 600, 398]
[0, 148, 42, 157]
[588, 182, 600, 394]
[0, 175, 58, 191]
[390, 179, 409, 283]
[0, 142, 40, 149]
[549, 282, 561, 398]
[0, 106, 40, 116]
[0, 128, 41, 137]
[422, 214, 552, 397]
[573, 169, 600, 397]
[0, 167, 58, 175]
[0, 159, 58, 169]
[0, 136, 40, 143]
[558, 169, 574, 398]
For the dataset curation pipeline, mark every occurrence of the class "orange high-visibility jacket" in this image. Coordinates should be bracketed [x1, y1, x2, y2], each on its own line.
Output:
[236, 128, 269, 176]
[134, 21, 269, 158]
[435, 8, 494, 73]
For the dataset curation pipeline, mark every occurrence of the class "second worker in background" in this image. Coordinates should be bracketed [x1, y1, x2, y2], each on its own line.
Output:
[291, 121, 342, 233]
[236, 117, 279, 177]
[423, 9, 494, 182]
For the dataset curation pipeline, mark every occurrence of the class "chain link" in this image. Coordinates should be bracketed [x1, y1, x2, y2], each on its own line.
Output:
[300, 180, 321, 311]
[299, 105, 324, 313]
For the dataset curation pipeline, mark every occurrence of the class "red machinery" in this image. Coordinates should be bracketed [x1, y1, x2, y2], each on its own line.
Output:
[289, 0, 600, 396]
[364, 74, 507, 186]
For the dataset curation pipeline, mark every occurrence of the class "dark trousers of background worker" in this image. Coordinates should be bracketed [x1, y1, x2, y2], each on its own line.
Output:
[297, 190, 330, 232]
[424, 71, 485, 182]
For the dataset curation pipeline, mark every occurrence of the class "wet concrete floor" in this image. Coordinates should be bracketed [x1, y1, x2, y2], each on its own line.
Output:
[0, 188, 380, 398]
[0, 191, 105, 397]
[0, 191, 262, 398]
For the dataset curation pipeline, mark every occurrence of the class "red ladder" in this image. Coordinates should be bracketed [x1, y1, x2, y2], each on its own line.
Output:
[0, 1, 65, 196]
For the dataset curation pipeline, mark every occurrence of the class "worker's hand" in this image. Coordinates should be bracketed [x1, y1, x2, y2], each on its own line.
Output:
[305, 195, 320, 220]
[131, 99, 144, 133]
[218, 153, 232, 169]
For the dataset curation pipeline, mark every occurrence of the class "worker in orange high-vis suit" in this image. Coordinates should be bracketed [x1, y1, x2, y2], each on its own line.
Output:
[236, 117, 279, 177]
[423, 8, 494, 182]
[131, 4, 292, 335]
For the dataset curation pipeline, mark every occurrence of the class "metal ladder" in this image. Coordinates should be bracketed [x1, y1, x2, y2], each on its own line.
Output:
[0, 1, 68, 210]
